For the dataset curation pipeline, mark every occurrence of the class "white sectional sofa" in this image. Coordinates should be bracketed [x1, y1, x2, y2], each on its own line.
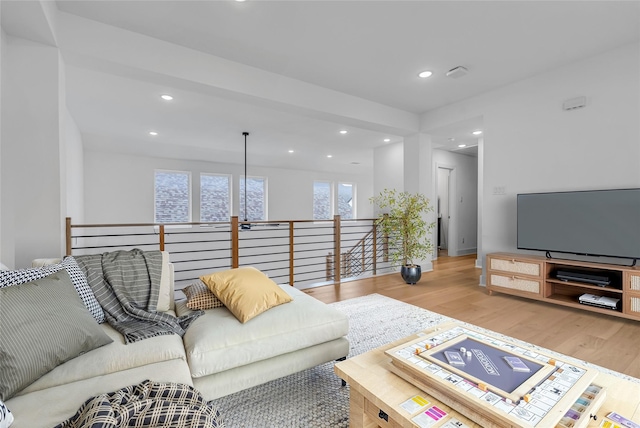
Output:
[5, 253, 349, 427]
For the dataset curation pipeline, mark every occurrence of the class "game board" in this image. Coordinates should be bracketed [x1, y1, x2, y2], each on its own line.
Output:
[385, 323, 606, 427]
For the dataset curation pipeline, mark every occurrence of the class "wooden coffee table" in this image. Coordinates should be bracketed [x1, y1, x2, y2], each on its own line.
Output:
[335, 323, 640, 428]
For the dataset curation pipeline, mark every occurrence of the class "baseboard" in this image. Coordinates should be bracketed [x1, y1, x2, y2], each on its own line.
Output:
[446, 248, 477, 257]
[456, 248, 477, 256]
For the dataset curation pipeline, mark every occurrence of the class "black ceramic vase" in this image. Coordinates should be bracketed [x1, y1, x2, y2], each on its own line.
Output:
[400, 265, 421, 285]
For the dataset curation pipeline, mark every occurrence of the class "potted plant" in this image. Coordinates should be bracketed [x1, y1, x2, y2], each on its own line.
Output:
[370, 189, 435, 284]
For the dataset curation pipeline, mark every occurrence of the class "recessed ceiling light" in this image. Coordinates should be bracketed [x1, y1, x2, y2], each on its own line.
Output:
[472, 130, 483, 135]
[288, 150, 294, 153]
[418, 70, 433, 78]
[327, 155, 333, 158]
[339, 130, 348, 135]
[383, 138, 391, 142]
[149, 131, 158, 136]
[160, 94, 173, 101]
[458, 144, 467, 148]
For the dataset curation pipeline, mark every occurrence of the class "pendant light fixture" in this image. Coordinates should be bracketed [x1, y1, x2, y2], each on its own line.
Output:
[241, 132, 251, 230]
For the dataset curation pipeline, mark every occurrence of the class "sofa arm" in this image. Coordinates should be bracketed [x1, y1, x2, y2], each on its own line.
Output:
[168, 260, 175, 310]
[157, 251, 175, 312]
[32, 258, 62, 268]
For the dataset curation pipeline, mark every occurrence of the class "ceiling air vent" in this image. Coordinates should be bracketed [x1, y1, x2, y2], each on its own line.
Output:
[562, 96, 587, 111]
[446, 66, 468, 79]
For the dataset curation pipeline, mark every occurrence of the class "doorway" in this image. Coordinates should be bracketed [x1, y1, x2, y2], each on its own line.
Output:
[436, 165, 456, 259]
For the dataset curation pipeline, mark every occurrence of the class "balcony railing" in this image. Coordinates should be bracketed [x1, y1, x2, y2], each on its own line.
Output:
[65, 216, 393, 290]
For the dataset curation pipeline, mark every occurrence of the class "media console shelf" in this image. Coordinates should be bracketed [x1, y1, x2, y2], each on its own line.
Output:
[487, 253, 640, 321]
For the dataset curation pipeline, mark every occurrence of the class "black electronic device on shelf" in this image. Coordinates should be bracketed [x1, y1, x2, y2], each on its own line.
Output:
[556, 269, 611, 287]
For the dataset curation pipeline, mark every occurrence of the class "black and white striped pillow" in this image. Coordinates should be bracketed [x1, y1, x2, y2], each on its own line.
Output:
[0, 257, 105, 324]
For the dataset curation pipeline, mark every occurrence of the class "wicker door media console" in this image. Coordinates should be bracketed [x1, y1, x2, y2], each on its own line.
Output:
[487, 253, 640, 321]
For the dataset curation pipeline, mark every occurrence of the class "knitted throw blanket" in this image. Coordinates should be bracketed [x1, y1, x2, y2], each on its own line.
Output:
[76, 249, 202, 344]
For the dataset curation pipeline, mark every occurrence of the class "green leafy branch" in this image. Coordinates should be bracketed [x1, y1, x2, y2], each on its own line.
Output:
[370, 189, 435, 267]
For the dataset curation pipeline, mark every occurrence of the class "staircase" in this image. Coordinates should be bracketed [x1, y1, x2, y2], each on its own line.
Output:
[326, 226, 390, 281]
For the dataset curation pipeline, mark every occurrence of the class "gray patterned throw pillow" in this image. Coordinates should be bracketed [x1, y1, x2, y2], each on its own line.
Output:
[0, 270, 113, 401]
[0, 257, 105, 323]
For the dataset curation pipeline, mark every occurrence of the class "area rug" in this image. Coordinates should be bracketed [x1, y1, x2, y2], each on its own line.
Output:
[211, 293, 638, 427]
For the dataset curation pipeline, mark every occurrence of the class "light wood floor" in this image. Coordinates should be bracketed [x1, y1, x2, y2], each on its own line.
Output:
[305, 253, 640, 379]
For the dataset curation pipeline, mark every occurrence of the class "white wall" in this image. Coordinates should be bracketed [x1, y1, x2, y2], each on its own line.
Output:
[373, 141, 404, 197]
[0, 26, 4, 264]
[83, 147, 374, 224]
[1, 36, 64, 268]
[63, 108, 84, 222]
[372, 135, 438, 271]
[432, 149, 478, 256]
[404, 133, 435, 271]
[422, 42, 640, 281]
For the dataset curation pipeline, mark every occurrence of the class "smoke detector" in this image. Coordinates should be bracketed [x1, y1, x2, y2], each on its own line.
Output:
[446, 66, 468, 79]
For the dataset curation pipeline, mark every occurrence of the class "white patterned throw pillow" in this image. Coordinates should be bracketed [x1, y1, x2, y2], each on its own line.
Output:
[0, 264, 64, 288]
[0, 399, 13, 428]
[59, 257, 105, 323]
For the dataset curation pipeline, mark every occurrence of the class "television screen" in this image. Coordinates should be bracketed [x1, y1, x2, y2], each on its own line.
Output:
[517, 188, 640, 260]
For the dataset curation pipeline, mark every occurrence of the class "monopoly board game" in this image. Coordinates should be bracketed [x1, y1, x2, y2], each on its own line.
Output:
[385, 323, 606, 427]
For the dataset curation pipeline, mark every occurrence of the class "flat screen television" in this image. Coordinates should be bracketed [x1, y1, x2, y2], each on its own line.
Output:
[517, 188, 640, 261]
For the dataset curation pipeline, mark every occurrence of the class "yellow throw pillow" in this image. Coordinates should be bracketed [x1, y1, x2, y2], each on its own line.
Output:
[200, 267, 292, 323]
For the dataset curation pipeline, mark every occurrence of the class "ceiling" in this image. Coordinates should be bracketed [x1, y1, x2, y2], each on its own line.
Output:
[4, 1, 639, 172]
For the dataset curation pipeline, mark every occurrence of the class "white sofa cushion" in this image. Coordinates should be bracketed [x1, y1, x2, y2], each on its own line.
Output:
[178, 285, 348, 378]
[6, 359, 193, 428]
[193, 337, 350, 400]
[17, 320, 186, 395]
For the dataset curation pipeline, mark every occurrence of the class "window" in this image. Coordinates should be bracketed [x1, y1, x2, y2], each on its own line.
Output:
[200, 174, 231, 222]
[314, 181, 356, 219]
[239, 176, 266, 221]
[313, 181, 332, 220]
[154, 170, 191, 223]
[337, 182, 355, 219]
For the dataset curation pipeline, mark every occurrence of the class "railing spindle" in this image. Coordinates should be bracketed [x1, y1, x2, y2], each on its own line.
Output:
[66, 217, 72, 256]
[289, 221, 294, 286]
[231, 216, 239, 268]
[334, 215, 341, 284]
[373, 223, 378, 275]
